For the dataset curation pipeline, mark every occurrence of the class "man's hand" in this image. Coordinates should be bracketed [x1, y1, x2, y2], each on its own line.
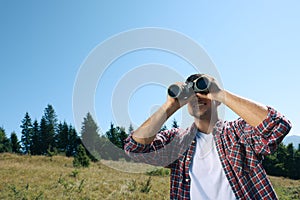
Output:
[132, 82, 190, 145]
[165, 82, 193, 111]
[194, 74, 225, 104]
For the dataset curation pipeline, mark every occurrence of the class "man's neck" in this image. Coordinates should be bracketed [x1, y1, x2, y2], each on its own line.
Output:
[194, 116, 218, 134]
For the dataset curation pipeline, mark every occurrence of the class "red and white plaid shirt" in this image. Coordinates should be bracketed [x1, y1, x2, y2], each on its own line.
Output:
[124, 107, 292, 200]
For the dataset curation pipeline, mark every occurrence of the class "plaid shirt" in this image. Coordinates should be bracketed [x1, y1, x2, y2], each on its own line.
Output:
[124, 107, 292, 200]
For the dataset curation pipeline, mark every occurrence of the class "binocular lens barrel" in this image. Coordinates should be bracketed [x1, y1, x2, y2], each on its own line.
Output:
[167, 84, 182, 98]
[194, 76, 210, 93]
[167, 76, 210, 98]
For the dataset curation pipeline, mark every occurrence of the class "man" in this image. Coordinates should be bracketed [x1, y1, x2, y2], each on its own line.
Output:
[124, 74, 291, 200]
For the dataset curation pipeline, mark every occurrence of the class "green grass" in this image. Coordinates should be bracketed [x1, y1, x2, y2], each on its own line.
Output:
[0, 153, 299, 199]
[269, 176, 300, 199]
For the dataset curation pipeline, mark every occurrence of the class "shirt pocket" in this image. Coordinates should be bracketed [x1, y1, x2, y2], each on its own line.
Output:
[226, 141, 260, 176]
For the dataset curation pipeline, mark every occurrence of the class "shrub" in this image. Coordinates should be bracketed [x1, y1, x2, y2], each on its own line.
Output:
[146, 167, 170, 177]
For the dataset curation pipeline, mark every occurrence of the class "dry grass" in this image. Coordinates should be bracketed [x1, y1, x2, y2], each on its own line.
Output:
[0, 153, 169, 199]
[0, 153, 299, 199]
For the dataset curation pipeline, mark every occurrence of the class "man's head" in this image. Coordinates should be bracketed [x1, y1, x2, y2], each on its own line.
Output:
[185, 73, 204, 84]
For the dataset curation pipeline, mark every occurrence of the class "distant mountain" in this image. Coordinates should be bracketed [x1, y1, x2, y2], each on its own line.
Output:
[283, 135, 300, 149]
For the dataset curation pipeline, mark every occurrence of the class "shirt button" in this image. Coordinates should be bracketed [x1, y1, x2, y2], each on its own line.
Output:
[185, 178, 189, 182]
[186, 157, 190, 161]
[192, 140, 196, 144]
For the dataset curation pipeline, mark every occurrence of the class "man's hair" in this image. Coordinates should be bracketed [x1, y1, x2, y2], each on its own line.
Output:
[185, 73, 204, 83]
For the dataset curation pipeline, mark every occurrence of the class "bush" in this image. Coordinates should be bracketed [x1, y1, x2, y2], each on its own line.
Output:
[146, 167, 170, 177]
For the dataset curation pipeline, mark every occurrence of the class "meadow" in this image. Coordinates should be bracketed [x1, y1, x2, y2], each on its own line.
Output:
[0, 153, 299, 200]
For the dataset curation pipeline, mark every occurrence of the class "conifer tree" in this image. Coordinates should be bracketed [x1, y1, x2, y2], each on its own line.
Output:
[172, 118, 179, 128]
[294, 149, 300, 179]
[39, 117, 48, 154]
[20, 112, 33, 154]
[41, 104, 58, 153]
[160, 124, 168, 132]
[73, 144, 90, 168]
[0, 127, 11, 153]
[128, 123, 134, 134]
[66, 125, 79, 157]
[30, 120, 41, 155]
[81, 113, 99, 154]
[81, 112, 100, 160]
[105, 124, 129, 160]
[285, 143, 297, 179]
[10, 132, 21, 153]
[117, 126, 128, 149]
[106, 123, 119, 147]
[106, 124, 128, 149]
[57, 121, 69, 153]
[56, 122, 79, 156]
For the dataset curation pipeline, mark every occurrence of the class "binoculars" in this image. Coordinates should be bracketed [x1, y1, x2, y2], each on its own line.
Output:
[168, 76, 211, 99]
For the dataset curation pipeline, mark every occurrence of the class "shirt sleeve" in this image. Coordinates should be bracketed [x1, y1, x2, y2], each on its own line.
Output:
[123, 128, 179, 166]
[124, 126, 196, 166]
[230, 106, 292, 156]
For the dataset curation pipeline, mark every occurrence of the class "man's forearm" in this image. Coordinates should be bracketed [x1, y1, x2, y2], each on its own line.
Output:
[132, 102, 179, 144]
[222, 90, 268, 127]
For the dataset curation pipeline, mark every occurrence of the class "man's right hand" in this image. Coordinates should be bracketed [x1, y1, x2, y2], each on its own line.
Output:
[132, 82, 191, 145]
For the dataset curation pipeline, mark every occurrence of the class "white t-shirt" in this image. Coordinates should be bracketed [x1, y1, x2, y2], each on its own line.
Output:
[189, 131, 236, 200]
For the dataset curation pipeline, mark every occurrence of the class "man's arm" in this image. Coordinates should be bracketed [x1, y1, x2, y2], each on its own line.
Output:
[132, 92, 189, 144]
[221, 90, 268, 127]
[197, 74, 268, 127]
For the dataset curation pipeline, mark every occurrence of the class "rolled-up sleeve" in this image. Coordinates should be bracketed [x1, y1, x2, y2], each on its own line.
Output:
[124, 135, 152, 153]
[123, 129, 178, 166]
[254, 106, 292, 154]
[232, 106, 292, 156]
[124, 126, 196, 166]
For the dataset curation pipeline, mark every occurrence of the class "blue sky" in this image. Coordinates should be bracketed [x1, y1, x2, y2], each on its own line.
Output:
[1, 1, 299, 138]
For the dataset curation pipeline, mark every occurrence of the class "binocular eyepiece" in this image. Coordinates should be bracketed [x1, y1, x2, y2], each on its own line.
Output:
[168, 76, 211, 99]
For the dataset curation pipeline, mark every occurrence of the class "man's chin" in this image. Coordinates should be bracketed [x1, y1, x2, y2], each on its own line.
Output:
[192, 107, 212, 118]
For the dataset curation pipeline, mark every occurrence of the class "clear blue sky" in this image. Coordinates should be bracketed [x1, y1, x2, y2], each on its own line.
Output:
[1, 1, 299, 138]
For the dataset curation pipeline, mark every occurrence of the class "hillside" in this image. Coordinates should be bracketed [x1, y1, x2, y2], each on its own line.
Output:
[283, 135, 300, 148]
[0, 153, 299, 199]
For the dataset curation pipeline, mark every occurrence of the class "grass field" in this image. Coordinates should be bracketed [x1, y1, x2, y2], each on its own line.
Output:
[0, 153, 299, 199]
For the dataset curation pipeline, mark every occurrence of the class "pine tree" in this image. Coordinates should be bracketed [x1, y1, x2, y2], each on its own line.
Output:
[30, 120, 41, 155]
[20, 112, 33, 154]
[73, 144, 90, 168]
[160, 124, 168, 132]
[106, 123, 119, 147]
[128, 123, 134, 134]
[106, 125, 128, 149]
[10, 132, 21, 153]
[171, 118, 179, 128]
[39, 117, 48, 154]
[293, 149, 300, 179]
[285, 143, 297, 179]
[56, 122, 79, 156]
[66, 125, 79, 157]
[117, 126, 128, 149]
[41, 104, 58, 153]
[0, 127, 11, 153]
[105, 124, 129, 160]
[57, 121, 69, 153]
[81, 113, 100, 160]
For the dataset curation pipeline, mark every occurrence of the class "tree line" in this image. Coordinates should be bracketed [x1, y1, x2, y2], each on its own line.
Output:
[0, 104, 134, 161]
[0, 105, 299, 179]
[262, 143, 300, 180]
[0, 105, 79, 156]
